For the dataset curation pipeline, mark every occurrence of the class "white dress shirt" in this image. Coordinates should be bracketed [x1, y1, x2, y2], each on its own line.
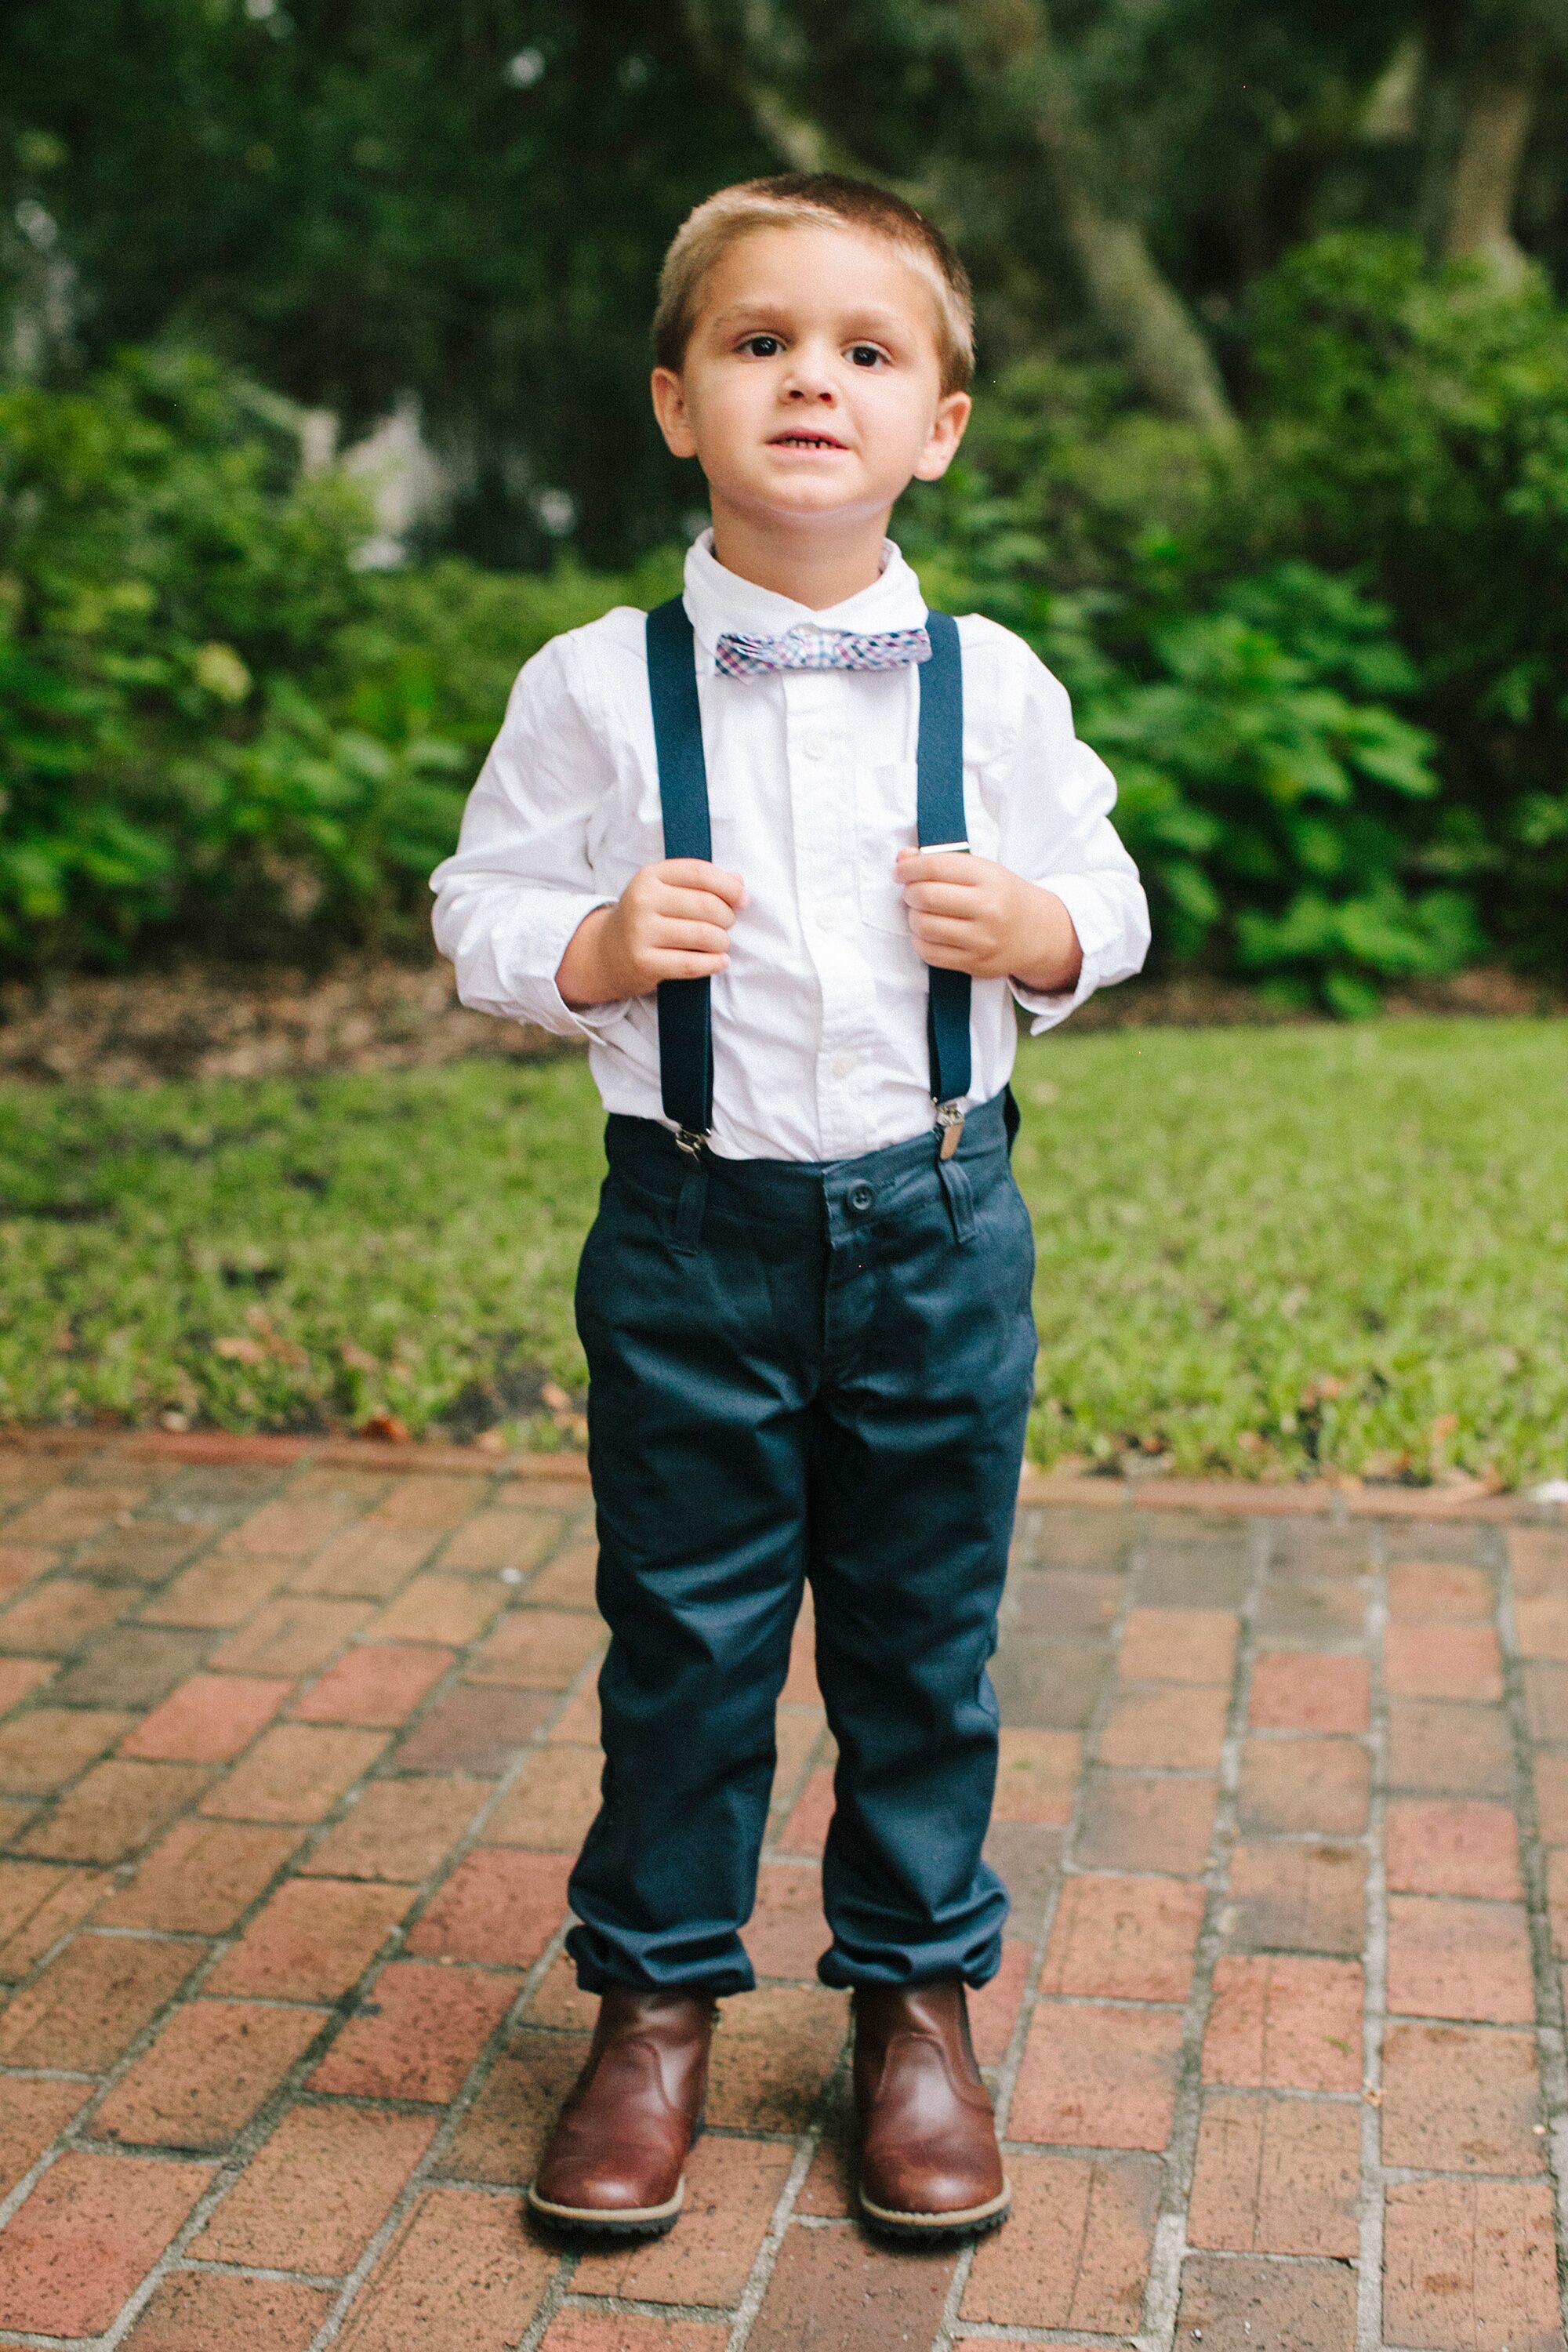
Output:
[430, 532, 1149, 1163]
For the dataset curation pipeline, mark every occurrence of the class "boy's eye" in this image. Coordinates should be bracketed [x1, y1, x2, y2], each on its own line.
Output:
[739, 334, 784, 358]
[848, 344, 888, 368]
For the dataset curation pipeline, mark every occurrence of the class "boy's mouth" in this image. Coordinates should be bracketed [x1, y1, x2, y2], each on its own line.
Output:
[768, 431, 850, 451]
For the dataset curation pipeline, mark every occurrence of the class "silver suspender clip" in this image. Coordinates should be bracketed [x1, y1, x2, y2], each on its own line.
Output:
[675, 1127, 707, 1162]
[935, 1101, 965, 1161]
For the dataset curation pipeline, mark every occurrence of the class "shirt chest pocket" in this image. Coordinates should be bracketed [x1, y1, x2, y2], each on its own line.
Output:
[855, 762, 920, 935]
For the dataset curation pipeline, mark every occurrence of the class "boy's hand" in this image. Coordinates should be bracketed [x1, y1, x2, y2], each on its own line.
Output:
[557, 859, 746, 1009]
[895, 850, 1083, 993]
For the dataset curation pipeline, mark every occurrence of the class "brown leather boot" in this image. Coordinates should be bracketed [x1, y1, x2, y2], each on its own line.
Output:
[852, 1982, 1011, 2236]
[527, 1986, 714, 2235]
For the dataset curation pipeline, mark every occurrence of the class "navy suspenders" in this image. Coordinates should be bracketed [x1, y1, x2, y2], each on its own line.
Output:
[644, 596, 971, 1160]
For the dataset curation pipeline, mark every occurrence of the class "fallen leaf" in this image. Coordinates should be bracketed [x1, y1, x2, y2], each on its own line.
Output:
[213, 1336, 267, 1364]
[340, 1339, 379, 1374]
[361, 1411, 412, 1443]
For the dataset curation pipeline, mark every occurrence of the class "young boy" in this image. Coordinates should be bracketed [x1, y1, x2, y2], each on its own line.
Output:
[431, 173, 1148, 2241]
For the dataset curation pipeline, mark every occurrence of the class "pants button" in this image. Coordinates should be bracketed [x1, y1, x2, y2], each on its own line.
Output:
[847, 1181, 875, 1214]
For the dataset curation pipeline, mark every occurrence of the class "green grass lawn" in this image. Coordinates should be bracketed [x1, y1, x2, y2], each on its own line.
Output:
[1, 1017, 1564, 1485]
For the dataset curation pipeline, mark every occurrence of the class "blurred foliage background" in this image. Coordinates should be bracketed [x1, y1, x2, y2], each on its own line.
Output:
[3, 0, 1568, 1009]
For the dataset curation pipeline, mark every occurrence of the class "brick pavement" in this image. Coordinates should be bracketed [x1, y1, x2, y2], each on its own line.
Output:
[0, 1438, 1566, 2350]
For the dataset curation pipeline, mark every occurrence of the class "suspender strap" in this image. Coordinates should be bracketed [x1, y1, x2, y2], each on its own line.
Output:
[916, 612, 972, 1124]
[645, 597, 713, 1145]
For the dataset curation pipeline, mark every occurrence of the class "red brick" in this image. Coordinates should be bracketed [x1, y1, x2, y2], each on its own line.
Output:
[779, 1766, 834, 1853]
[74, 1523, 200, 1586]
[6, 1487, 143, 1545]
[291, 1522, 432, 1600]
[524, 1953, 598, 2032]
[1202, 1955, 1362, 2092]
[467, 1608, 604, 1691]
[291, 1641, 452, 1726]
[140, 1555, 289, 1629]
[546, 1671, 602, 1745]
[1188, 2089, 1359, 2257]
[747, 2222, 954, 2352]
[523, 1537, 599, 1609]
[0, 2150, 212, 2336]
[405, 1846, 570, 1966]
[1388, 1560, 1494, 1620]
[0, 1575, 125, 1654]
[209, 1595, 372, 1676]
[122, 1673, 290, 1762]
[542, 2318, 728, 2352]
[371, 1475, 480, 1530]
[1510, 1526, 1568, 1592]
[1011, 1999, 1182, 2150]
[95, 1998, 325, 2147]
[1526, 1662, 1568, 1742]
[0, 2078, 89, 2198]
[1386, 1797, 1521, 1900]
[194, 2102, 437, 2272]
[309, 1959, 517, 2102]
[335, 2185, 556, 2352]
[1075, 1773, 1216, 1874]
[1118, 1606, 1237, 1685]
[224, 1496, 365, 1559]
[1249, 1651, 1368, 1733]
[1225, 1841, 1365, 1954]
[1042, 1874, 1204, 2002]
[969, 1936, 1032, 2066]
[438, 1508, 562, 1575]
[770, 1708, 825, 1823]
[482, 1744, 602, 1850]
[961, 2148, 1159, 2333]
[1387, 1894, 1535, 2024]
[201, 1722, 387, 1822]
[0, 1551, 57, 1607]
[1097, 1683, 1228, 1769]
[781, 1597, 818, 1706]
[0, 1793, 36, 1843]
[1385, 1621, 1503, 1701]
[1384, 2177, 1560, 2352]
[704, 1985, 847, 2131]
[97, 1817, 297, 1933]
[1535, 1751, 1568, 1843]
[1381, 2021, 1544, 2172]
[1388, 1698, 1512, 1794]
[0, 1929, 196, 2069]
[1547, 1849, 1568, 1958]
[373, 1574, 504, 1646]
[0, 1654, 56, 1711]
[0, 1702, 136, 1792]
[51, 1625, 208, 1710]
[1238, 1736, 1367, 1835]
[439, 2025, 588, 2184]
[745, 1860, 829, 1979]
[206, 1875, 411, 1999]
[0, 1858, 111, 1977]
[1256, 1579, 1367, 1646]
[303, 1776, 485, 1882]
[574, 2131, 793, 2310]
[395, 1682, 554, 1773]
[1515, 1584, 1568, 1661]
[1174, 2253, 1356, 2350]
[20, 1757, 212, 1862]
[121, 2271, 334, 2352]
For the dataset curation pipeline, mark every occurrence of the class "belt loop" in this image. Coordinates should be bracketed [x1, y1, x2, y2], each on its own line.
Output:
[935, 1140, 976, 1247]
[671, 1150, 708, 1258]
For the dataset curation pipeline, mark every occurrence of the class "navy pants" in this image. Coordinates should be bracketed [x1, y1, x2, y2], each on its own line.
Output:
[565, 1089, 1036, 1997]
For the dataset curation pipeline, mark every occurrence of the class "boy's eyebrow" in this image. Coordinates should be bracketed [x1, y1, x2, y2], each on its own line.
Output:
[706, 299, 920, 340]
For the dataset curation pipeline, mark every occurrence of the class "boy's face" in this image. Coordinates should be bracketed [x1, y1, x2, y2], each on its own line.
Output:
[652, 223, 971, 539]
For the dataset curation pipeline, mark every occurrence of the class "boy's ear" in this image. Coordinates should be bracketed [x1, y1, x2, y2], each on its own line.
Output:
[651, 367, 699, 460]
[911, 390, 972, 484]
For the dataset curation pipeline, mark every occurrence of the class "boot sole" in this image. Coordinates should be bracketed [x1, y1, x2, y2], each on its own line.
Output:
[526, 2180, 684, 2238]
[858, 2180, 1012, 2239]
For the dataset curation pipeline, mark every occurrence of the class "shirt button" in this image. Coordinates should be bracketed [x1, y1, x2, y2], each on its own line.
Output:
[831, 1054, 855, 1080]
[847, 1181, 875, 1214]
[801, 734, 827, 760]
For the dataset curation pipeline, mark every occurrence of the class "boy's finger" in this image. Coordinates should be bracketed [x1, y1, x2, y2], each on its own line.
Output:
[660, 887, 739, 929]
[661, 858, 747, 907]
[895, 851, 977, 885]
[655, 919, 733, 956]
[901, 881, 981, 916]
[652, 949, 729, 980]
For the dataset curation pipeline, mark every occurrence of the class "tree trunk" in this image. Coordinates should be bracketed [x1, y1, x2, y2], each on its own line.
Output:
[968, 0, 1236, 435]
[1443, 69, 1537, 283]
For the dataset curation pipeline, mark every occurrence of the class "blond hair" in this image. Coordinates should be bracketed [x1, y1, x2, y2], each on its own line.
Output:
[654, 173, 975, 394]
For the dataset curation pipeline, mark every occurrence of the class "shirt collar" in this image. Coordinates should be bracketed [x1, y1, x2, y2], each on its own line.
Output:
[681, 528, 928, 670]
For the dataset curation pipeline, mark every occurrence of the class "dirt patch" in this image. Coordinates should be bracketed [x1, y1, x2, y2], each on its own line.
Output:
[0, 956, 1559, 1088]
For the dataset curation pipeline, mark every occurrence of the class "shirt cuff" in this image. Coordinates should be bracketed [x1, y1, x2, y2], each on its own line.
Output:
[526, 892, 633, 1039]
[1010, 874, 1123, 1034]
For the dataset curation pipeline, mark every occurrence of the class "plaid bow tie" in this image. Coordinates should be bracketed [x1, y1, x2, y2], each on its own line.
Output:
[713, 623, 932, 678]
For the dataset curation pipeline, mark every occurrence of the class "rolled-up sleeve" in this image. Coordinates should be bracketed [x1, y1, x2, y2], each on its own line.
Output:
[996, 659, 1150, 1031]
[429, 633, 630, 1040]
